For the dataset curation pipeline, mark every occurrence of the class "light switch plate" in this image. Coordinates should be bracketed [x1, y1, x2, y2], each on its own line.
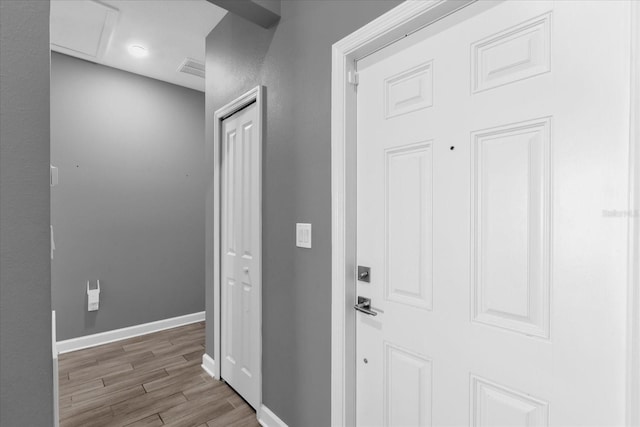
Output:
[296, 223, 312, 248]
[50, 164, 59, 187]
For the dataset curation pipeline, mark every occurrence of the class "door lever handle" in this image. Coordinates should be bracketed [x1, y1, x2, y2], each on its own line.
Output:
[354, 296, 377, 316]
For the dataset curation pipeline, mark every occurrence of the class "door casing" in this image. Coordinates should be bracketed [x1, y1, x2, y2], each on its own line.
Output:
[627, 2, 640, 425]
[329, 2, 640, 426]
[212, 86, 264, 408]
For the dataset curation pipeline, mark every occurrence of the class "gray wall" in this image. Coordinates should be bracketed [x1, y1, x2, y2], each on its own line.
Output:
[205, 2, 401, 425]
[51, 53, 206, 341]
[0, 1, 54, 425]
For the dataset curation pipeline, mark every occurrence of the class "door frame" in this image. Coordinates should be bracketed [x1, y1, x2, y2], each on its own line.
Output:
[212, 86, 264, 408]
[627, 2, 640, 425]
[329, 2, 640, 426]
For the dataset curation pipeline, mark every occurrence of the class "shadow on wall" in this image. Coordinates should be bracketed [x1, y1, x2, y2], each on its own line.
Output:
[206, 13, 276, 108]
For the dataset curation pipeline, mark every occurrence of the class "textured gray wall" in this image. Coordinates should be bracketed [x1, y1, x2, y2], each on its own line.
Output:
[51, 53, 206, 341]
[205, 2, 401, 425]
[208, 0, 280, 28]
[0, 1, 54, 425]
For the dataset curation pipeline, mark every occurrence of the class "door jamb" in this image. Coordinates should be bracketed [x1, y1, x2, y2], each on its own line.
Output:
[212, 86, 264, 409]
[330, 2, 640, 426]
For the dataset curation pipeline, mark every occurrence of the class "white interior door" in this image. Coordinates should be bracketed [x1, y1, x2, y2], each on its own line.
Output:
[221, 102, 261, 409]
[355, 1, 631, 426]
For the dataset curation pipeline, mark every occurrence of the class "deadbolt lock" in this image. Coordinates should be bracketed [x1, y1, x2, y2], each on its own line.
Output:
[357, 266, 371, 282]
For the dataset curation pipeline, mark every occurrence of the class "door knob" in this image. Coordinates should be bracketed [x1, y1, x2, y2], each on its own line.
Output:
[354, 296, 377, 316]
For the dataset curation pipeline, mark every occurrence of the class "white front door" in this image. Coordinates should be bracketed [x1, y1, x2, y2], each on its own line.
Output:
[221, 102, 261, 409]
[356, 1, 631, 426]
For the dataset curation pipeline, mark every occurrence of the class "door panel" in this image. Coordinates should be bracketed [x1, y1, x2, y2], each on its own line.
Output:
[471, 118, 551, 338]
[471, 13, 551, 94]
[384, 343, 433, 427]
[384, 61, 434, 119]
[356, 1, 631, 426]
[241, 121, 255, 259]
[221, 103, 260, 409]
[471, 375, 549, 427]
[385, 142, 433, 311]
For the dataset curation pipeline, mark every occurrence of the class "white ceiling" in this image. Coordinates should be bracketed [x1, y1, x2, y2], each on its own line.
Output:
[50, 0, 227, 92]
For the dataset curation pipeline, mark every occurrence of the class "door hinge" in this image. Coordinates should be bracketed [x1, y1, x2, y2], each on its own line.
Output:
[348, 70, 359, 87]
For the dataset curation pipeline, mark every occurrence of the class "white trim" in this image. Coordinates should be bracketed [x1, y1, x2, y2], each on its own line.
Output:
[201, 353, 216, 378]
[257, 404, 288, 427]
[330, 2, 474, 425]
[51, 310, 58, 359]
[56, 311, 205, 354]
[212, 86, 264, 406]
[52, 311, 59, 427]
[627, 2, 640, 426]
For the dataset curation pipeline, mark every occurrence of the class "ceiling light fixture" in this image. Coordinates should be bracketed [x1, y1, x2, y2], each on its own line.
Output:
[128, 44, 148, 58]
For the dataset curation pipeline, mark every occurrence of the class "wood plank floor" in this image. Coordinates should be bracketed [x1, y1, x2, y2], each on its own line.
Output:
[58, 322, 260, 427]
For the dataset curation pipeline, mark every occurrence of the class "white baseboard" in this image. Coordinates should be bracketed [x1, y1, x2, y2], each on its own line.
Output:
[56, 311, 205, 354]
[201, 353, 216, 378]
[258, 405, 288, 427]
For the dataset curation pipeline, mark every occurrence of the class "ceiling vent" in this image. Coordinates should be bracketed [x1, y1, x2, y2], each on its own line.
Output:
[178, 58, 205, 79]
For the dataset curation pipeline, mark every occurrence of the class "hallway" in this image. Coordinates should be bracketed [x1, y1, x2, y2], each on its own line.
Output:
[58, 322, 259, 426]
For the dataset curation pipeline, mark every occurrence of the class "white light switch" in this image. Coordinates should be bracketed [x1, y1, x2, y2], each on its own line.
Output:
[50, 164, 58, 187]
[296, 223, 312, 248]
[87, 280, 100, 312]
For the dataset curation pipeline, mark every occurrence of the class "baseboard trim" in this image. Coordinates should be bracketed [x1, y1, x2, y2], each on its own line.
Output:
[56, 311, 205, 354]
[258, 404, 288, 427]
[201, 353, 216, 378]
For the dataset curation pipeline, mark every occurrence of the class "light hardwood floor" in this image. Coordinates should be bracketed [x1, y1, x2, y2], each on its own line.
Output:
[58, 322, 260, 427]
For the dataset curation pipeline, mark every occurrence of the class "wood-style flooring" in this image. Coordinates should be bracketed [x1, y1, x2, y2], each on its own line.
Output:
[58, 322, 260, 427]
